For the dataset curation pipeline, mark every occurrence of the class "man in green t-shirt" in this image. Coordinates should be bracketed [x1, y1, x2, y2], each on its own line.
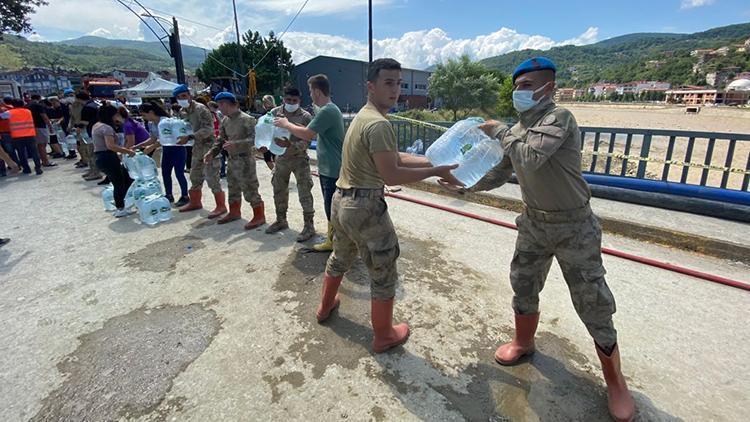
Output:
[274, 74, 345, 252]
[312, 58, 463, 354]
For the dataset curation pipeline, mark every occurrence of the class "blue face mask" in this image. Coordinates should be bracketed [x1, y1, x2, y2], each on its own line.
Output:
[513, 83, 550, 113]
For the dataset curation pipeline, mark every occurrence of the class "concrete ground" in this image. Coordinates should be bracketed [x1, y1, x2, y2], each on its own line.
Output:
[1, 158, 749, 422]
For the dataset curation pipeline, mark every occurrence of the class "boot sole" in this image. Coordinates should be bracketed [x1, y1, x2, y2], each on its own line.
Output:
[316, 298, 340, 323]
[179, 206, 203, 213]
[207, 211, 227, 219]
[494, 349, 535, 366]
[217, 217, 241, 225]
[373, 328, 411, 353]
[246, 220, 267, 230]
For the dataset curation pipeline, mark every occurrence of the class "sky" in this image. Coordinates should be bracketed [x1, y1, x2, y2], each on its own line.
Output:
[24, 0, 750, 69]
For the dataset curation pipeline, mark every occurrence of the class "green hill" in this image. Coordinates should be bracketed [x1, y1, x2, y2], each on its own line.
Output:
[480, 22, 750, 87]
[0, 35, 206, 73]
[58, 36, 207, 69]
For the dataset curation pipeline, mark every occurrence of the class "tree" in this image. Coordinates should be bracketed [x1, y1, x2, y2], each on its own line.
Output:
[429, 55, 502, 121]
[196, 30, 294, 96]
[0, 0, 47, 36]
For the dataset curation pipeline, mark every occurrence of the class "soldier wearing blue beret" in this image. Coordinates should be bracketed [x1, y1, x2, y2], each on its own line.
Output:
[442, 56, 635, 422]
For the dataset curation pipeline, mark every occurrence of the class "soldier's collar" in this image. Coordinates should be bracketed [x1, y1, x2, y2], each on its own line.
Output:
[519, 98, 555, 127]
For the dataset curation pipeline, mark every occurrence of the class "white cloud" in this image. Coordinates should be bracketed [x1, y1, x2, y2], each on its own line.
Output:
[27, 33, 45, 42]
[87, 25, 143, 40]
[681, 0, 716, 9]
[204, 26, 238, 50]
[285, 26, 600, 69]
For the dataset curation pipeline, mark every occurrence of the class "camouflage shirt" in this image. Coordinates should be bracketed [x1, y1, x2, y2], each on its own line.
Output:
[181, 101, 215, 146]
[472, 100, 591, 212]
[271, 106, 312, 159]
[210, 110, 256, 157]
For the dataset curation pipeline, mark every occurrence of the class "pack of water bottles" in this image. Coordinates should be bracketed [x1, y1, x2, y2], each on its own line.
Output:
[255, 113, 289, 156]
[425, 117, 504, 188]
[157, 118, 194, 146]
[102, 152, 172, 226]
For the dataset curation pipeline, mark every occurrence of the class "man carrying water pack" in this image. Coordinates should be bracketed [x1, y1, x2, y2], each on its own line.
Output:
[173, 84, 227, 219]
[204, 92, 266, 229]
[315, 58, 462, 353]
[441, 57, 635, 422]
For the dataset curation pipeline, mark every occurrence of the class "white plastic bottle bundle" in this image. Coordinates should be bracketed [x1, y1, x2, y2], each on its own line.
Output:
[175, 120, 194, 146]
[255, 113, 275, 150]
[425, 117, 504, 188]
[117, 151, 171, 225]
[157, 118, 177, 146]
[65, 135, 77, 151]
[102, 185, 116, 211]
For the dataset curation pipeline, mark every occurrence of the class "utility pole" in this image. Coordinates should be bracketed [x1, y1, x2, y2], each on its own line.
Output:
[170, 17, 186, 84]
[368, 0, 373, 63]
[232, 0, 245, 95]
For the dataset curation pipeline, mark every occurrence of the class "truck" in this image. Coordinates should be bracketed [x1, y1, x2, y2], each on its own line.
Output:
[0, 80, 22, 99]
[83, 77, 122, 99]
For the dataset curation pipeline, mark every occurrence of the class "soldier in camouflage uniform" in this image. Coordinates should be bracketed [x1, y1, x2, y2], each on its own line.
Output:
[315, 58, 462, 354]
[173, 85, 227, 219]
[265, 87, 315, 242]
[203, 92, 265, 229]
[446, 57, 634, 422]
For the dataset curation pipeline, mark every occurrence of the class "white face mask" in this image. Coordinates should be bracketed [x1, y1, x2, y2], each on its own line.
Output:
[512, 82, 550, 113]
[284, 103, 299, 113]
[177, 99, 190, 108]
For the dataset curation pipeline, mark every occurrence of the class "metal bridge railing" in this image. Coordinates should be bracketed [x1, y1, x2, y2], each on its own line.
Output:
[342, 118, 750, 192]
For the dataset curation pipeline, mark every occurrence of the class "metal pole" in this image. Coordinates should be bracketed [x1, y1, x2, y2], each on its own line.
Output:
[232, 0, 245, 95]
[172, 17, 186, 84]
[368, 0, 373, 63]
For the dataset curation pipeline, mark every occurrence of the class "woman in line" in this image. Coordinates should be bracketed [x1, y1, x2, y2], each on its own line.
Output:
[138, 102, 189, 206]
[117, 106, 150, 149]
[92, 104, 136, 218]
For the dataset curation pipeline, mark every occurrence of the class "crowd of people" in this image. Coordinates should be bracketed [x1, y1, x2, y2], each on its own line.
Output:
[1, 57, 636, 421]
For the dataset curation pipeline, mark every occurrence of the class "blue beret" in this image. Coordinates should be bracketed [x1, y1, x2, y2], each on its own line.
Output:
[63, 88, 74, 95]
[172, 84, 189, 97]
[214, 92, 237, 103]
[512, 57, 557, 82]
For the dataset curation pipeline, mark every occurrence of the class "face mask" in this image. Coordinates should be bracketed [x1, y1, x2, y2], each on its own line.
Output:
[177, 99, 190, 108]
[513, 82, 550, 113]
[284, 103, 299, 113]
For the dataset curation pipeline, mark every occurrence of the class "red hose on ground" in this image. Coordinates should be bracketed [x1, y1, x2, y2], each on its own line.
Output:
[310, 171, 749, 292]
[383, 191, 750, 292]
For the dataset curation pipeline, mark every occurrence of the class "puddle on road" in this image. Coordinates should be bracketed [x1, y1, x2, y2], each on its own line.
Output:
[269, 234, 680, 421]
[31, 304, 220, 422]
[123, 235, 205, 273]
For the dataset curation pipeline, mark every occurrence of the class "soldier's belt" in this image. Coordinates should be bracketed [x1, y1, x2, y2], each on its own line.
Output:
[525, 203, 592, 223]
[338, 187, 385, 199]
[226, 138, 253, 145]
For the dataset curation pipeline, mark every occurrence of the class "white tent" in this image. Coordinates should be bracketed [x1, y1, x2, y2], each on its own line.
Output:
[114, 72, 181, 99]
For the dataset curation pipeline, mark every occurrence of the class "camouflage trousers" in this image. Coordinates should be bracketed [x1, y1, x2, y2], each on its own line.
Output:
[511, 204, 618, 348]
[325, 189, 400, 300]
[271, 155, 314, 218]
[79, 140, 98, 174]
[226, 153, 262, 206]
[189, 141, 221, 193]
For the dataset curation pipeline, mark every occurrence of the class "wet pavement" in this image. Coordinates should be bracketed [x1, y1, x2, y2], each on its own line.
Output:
[1, 159, 748, 421]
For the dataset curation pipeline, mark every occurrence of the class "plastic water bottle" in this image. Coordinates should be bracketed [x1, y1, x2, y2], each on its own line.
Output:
[80, 130, 91, 144]
[138, 195, 160, 226]
[122, 153, 139, 179]
[101, 185, 116, 211]
[406, 139, 424, 155]
[158, 118, 176, 146]
[271, 126, 290, 156]
[155, 196, 173, 222]
[135, 153, 158, 180]
[124, 183, 136, 209]
[425, 117, 504, 188]
[174, 120, 194, 146]
[65, 135, 77, 151]
[255, 113, 274, 150]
